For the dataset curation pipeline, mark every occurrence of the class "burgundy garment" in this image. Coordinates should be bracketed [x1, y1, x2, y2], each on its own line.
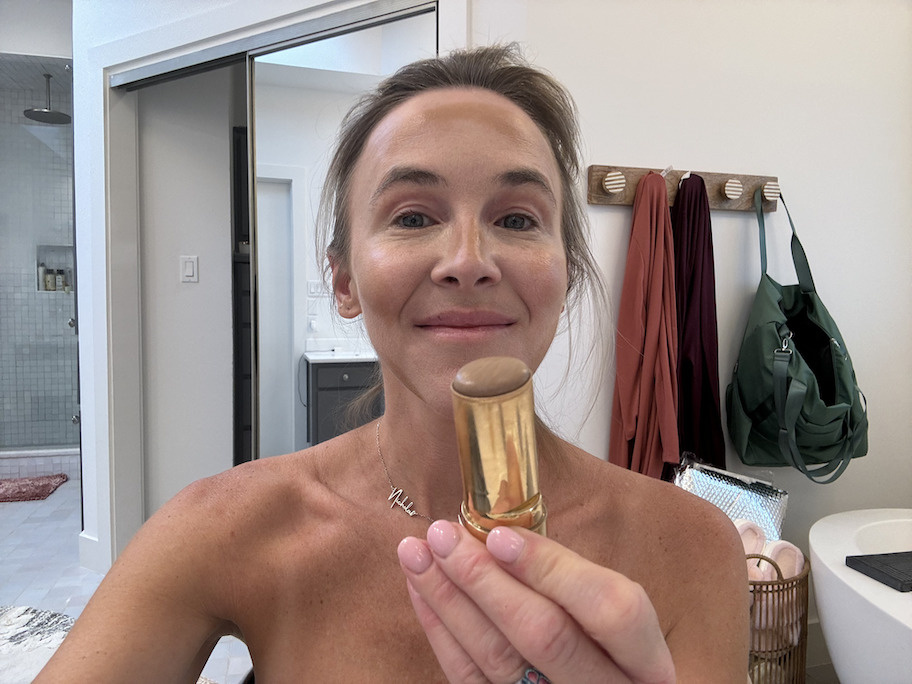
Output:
[671, 174, 725, 469]
[608, 173, 679, 479]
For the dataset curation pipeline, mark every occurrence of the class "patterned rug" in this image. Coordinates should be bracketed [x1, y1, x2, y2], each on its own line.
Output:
[0, 605, 75, 682]
[0, 474, 68, 503]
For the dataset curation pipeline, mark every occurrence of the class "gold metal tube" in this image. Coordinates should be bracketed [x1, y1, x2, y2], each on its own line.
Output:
[451, 357, 547, 540]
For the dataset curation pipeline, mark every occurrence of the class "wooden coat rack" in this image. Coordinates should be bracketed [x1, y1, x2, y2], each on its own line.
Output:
[587, 165, 779, 212]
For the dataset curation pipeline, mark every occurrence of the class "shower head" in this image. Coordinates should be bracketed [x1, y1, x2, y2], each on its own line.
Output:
[24, 73, 71, 125]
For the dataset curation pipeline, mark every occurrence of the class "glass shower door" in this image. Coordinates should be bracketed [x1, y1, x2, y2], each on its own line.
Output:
[0, 54, 80, 482]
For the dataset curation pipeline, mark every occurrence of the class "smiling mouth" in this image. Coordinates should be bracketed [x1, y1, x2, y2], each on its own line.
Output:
[415, 312, 516, 336]
[418, 322, 512, 331]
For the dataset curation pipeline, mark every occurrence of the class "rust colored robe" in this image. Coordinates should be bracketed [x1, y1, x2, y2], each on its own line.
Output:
[608, 172, 679, 479]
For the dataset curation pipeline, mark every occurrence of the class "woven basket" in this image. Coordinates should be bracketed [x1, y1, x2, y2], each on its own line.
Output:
[747, 553, 810, 684]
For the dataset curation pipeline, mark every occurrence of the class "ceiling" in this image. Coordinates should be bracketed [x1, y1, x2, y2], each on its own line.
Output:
[0, 53, 72, 93]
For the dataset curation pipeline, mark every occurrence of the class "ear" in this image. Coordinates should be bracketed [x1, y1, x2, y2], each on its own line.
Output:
[329, 255, 362, 319]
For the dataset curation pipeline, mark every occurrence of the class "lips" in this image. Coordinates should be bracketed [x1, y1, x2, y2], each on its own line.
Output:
[415, 310, 516, 331]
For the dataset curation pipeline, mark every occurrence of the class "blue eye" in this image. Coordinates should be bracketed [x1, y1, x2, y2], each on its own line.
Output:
[499, 214, 535, 230]
[396, 212, 429, 229]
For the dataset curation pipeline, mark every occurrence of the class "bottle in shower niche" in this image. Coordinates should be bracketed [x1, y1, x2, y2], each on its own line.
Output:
[45, 268, 57, 291]
[38, 262, 46, 291]
[55, 270, 64, 290]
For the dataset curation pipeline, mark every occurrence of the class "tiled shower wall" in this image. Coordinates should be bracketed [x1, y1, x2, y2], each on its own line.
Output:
[0, 66, 79, 450]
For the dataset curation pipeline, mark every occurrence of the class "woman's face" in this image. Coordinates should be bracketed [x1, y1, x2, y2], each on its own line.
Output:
[332, 87, 568, 414]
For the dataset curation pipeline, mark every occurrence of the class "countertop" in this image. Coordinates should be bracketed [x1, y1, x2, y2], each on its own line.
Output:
[303, 350, 378, 364]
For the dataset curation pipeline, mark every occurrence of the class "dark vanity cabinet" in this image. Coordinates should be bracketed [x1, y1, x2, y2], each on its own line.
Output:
[305, 358, 381, 445]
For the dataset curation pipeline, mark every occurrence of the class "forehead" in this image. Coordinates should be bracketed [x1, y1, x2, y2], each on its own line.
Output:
[353, 87, 560, 187]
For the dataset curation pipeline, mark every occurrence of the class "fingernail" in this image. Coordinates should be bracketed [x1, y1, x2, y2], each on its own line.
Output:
[427, 520, 459, 558]
[397, 536, 432, 574]
[486, 526, 525, 563]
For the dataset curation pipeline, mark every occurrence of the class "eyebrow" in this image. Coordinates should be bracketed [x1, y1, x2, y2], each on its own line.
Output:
[370, 166, 445, 205]
[496, 168, 557, 206]
[368, 165, 557, 206]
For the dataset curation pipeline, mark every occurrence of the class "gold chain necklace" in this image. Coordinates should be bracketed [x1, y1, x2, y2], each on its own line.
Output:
[375, 419, 434, 523]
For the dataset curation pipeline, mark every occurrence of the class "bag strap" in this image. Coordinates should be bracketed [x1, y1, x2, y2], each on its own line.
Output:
[754, 189, 816, 293]
[759, 190, 867, 483]
[772, 347, 868, 483]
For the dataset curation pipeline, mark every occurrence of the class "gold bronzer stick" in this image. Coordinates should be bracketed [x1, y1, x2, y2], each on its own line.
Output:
[451, 356, 547, 540]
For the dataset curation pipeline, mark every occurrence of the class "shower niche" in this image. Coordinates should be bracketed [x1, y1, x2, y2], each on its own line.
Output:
[36, 244, 74, 293]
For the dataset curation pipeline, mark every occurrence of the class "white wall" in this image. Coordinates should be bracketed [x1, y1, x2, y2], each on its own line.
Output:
[0, 0, 72, 57]
[254, 80, 369, 355]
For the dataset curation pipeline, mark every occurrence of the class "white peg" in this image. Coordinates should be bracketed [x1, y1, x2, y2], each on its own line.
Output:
[723, 178, 743, 200]
[602, 170, 626, 194]
[763, 181, 781, 201]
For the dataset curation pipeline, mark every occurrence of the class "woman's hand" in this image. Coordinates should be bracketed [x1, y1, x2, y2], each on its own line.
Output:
[397, 520, 676, 684]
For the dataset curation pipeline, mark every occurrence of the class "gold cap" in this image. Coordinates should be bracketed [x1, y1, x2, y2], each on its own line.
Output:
[451, 357, 547, 540]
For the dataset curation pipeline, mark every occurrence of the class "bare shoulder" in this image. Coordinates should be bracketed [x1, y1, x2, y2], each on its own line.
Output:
[547, 444, 749, 680]
[141, 438, 351, 561]
[91, 447, 333, 607]
[36, 442, 355, 681]
[546, 441, 742, 569]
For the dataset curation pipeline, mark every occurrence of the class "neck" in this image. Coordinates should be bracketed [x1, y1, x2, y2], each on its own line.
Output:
[375, 407, 464, 522]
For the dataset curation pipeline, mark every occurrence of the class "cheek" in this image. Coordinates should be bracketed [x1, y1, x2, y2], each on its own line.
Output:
[525, 250, 569, 311]
[349, 244, 415, 313]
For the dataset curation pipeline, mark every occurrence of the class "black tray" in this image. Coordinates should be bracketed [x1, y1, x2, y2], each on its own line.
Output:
[845, 551, 912, 592]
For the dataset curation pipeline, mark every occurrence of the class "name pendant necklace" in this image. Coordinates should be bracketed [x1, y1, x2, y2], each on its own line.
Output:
[375, 419, 434, 523]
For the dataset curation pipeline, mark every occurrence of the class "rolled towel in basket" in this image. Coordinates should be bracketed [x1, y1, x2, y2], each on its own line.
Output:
[750, 539, 805, 640]
[735, 518, 766, 556]
[750, 622, 802, 652]
[761, 539, 804, 578]
[750, 538, 804, 583]
[737, 519, 767, 610]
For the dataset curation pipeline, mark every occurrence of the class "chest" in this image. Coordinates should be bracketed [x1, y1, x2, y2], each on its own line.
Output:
[231, 520, 447, 681]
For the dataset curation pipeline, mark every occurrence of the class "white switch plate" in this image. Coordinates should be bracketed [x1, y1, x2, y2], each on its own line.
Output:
[180, 255, 199, 283]
[307, 280, 328, 297]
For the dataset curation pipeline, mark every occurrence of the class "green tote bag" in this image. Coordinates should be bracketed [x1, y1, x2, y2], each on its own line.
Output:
[726, 190, 868, 483]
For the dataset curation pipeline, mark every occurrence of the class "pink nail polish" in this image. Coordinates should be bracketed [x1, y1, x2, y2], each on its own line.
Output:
[486, 526, 525, 563]
[427, 520, 459, 557]
[397, 537, 432, 574]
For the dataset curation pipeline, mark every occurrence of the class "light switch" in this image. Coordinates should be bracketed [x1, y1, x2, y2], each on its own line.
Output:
[307, 280, 329, 297]
[180, 255, 199, 283]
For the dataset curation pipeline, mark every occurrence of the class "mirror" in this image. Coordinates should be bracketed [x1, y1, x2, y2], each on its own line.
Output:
[252, 9, 437, 459]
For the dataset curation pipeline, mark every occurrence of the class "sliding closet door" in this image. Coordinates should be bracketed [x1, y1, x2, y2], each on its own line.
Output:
[136, 65, 242, 516]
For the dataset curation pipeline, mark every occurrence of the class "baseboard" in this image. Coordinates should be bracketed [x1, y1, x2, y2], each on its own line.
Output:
[78, 530, 112, 575]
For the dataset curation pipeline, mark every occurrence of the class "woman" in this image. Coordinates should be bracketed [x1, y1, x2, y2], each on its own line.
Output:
[38, 45, 748, 683]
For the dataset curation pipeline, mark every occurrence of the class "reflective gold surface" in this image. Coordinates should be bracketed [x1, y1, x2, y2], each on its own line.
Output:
[452, 362, 547, 540]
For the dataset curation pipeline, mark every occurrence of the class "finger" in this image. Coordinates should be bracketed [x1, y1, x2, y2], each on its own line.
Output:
[426, 521, 623, 683]
[403, 577, 480, 684]
[398, 535, 526, 684]
[486, 526, 675, 684]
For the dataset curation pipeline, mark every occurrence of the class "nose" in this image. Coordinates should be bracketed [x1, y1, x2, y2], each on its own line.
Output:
[430, 219, 502, 288]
